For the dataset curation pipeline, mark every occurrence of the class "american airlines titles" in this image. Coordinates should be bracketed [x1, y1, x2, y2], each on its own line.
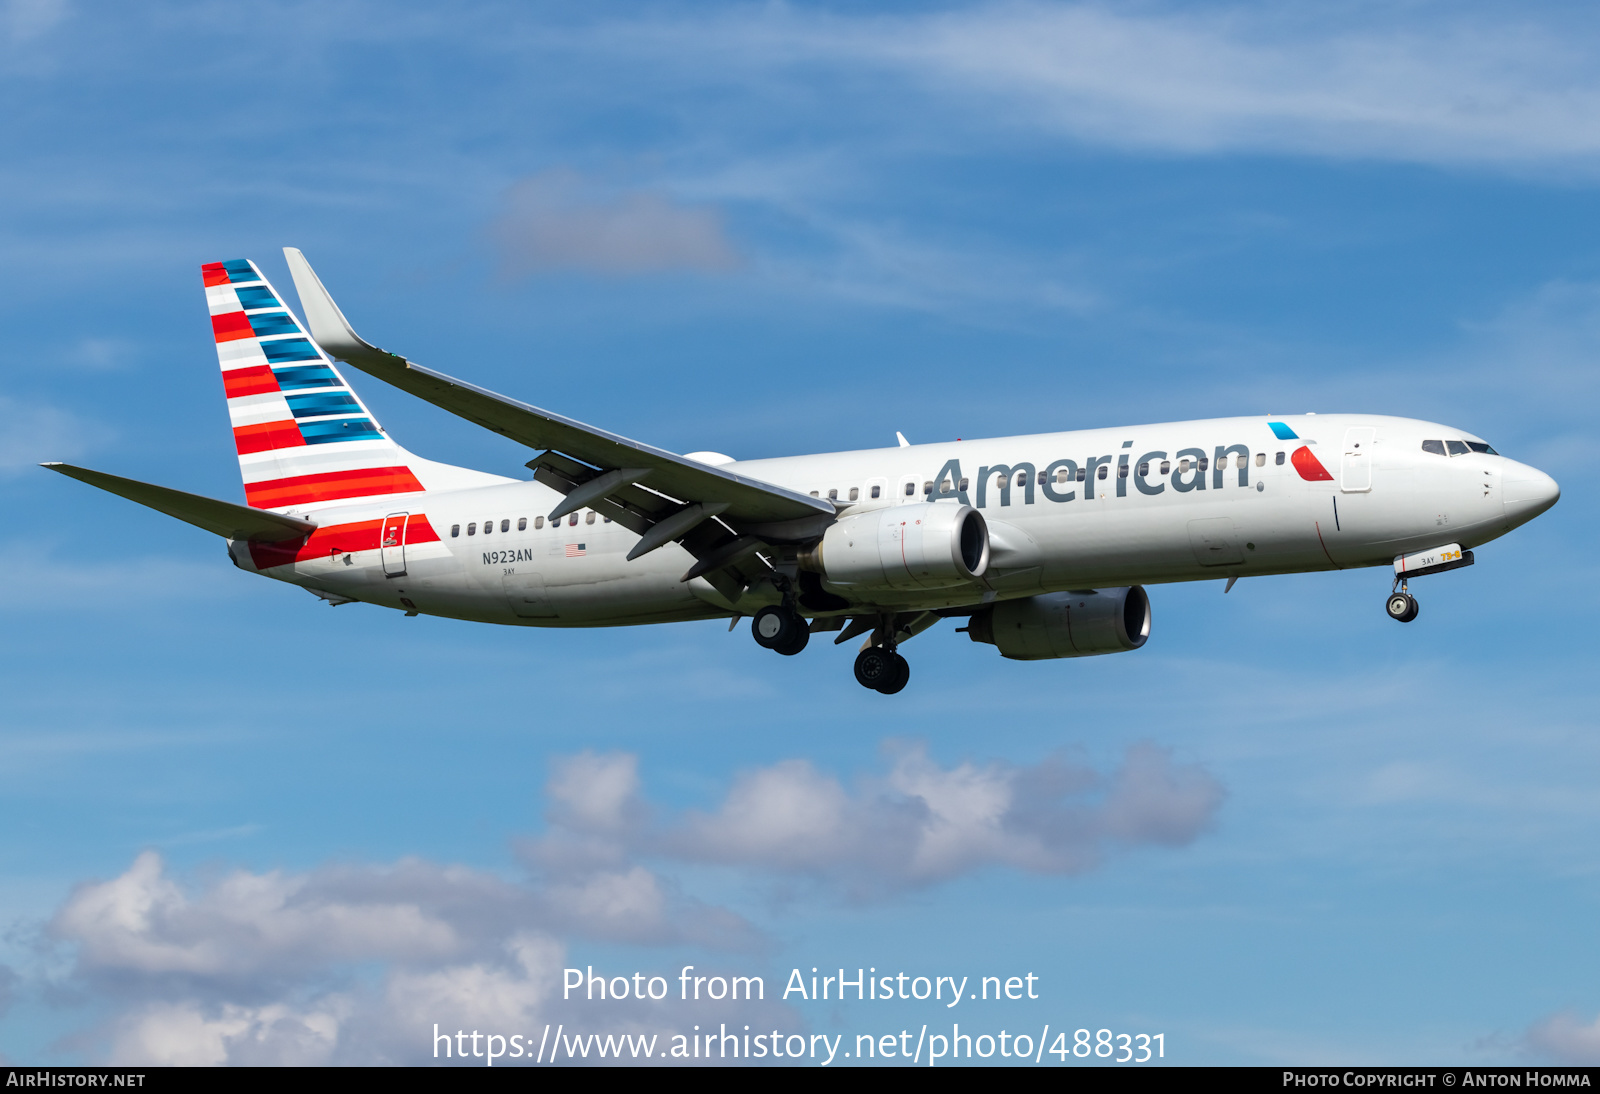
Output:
[929, 439, 1260, 509]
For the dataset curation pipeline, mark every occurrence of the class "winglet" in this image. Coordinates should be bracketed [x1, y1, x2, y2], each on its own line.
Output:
[896, 431, 911, 448]
[282, 248, 383, 364]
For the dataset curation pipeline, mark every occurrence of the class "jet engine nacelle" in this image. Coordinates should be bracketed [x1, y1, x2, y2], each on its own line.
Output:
[967, 587, 1151, 660]
[799, 502, 989, 591]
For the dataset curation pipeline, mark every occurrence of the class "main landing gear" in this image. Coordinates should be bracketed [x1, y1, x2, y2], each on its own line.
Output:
[748, 592, 912, 694]
[751, 605, 810, 656]
[854, 645, 910, 695]
[1385, 579, 1420, 623]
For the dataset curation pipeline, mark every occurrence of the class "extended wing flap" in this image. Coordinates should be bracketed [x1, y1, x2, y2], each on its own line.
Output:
[43, 463, 316, 543]
[526, 451, 676, 538]
[282, 248, 831, 530]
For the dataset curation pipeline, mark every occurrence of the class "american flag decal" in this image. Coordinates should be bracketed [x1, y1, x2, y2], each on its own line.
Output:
[565, 543, 587, 557]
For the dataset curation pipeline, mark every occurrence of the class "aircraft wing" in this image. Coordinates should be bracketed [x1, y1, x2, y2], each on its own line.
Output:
[282, 249, 832, 540]
[43, 463, 316, 543]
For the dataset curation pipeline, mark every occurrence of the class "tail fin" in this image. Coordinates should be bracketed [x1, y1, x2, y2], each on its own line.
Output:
[204, 258, 429, 514]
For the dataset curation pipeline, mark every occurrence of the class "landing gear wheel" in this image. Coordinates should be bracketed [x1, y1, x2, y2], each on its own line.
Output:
[1386, 593, 1419, 623]
[876, 652, 910, 695]
[752, 606, 809, 654]
[775, 623, 810, 656]
[854, 646, 894, 690]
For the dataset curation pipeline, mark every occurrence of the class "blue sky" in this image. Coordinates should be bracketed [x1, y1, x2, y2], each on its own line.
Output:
[2, 0, 1599, 1066]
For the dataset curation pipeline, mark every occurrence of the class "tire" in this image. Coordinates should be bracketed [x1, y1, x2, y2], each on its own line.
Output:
[854, 646, 894, 690]
[1399, 597, 1419, 623]
[751, 606, 792, 649]
[775, 621, 811, 656]
[875, 652, 910, 695]
[1386, 593, 1411, 621]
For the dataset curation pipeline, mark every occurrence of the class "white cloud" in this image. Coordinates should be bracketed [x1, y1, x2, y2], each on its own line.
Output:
[632, 3, 1600, 172]
[107, 1000, 345, 1067]
[667, 740, 1224, 890]
[546, 751, 643, 836]
[52, 851, 462, 979]
[490, 169, 741, 276]
[1522, 1009, 1600, 1065]
[1, 0, 67, 44]
[41, 740, 1221, 1063]
[48, 850, 773, 1064]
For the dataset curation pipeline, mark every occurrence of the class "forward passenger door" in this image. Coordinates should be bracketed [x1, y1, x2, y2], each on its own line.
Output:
[1341, 427, 1376, 493]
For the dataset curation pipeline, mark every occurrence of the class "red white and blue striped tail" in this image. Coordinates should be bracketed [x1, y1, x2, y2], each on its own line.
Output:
[204, 258, 428, 514]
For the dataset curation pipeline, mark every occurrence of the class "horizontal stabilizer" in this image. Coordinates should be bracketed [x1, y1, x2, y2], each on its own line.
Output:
[42, 463, 316, 543]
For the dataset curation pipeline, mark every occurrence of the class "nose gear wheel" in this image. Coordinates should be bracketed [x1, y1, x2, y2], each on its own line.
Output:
[1385, 577, 1419, 623]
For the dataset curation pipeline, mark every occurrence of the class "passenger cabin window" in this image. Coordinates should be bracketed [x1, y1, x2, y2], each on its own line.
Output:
[1160, 460, 1171, 475]
[810, 490, 819, 497]
[451, 524, 460, 537]
[959, 477, 969, 491]
[1118, 463, 1129, 478]
[904, 482, 915, 496]
[535, 516, 545, 529]
[501, 519, 510, 533]
[1056, 468, 1070, 483]
[1445, 440, 1469, 456]
[586, 512, 596, 524]
[517, 517, 527, 531]
[1076, 467, 1086, 482]
[849, 487, 859, 501]
[1198, 457, 1209, 472]
[467, 523, 477, 535]
[1097, 465, 1108, 480]
[1015, 471, 1027, 487]
[1179, 459, 1190, 473]
[568, 514, 578, 526]
[604, 516, 611, 523]
[1137, 462, 1149, 476]
[923, 481, 933, 495]
[1255, 452, 1266, 467]
[871, 485, 881, 499]
[1037, 471, 1046, 486]
[939, 481, 952, 494]
[1466, 442, 1499, 455]
[828, 488, 838, 500]
[484, 519, 494, 535]
[1275, 451, 1286, 465]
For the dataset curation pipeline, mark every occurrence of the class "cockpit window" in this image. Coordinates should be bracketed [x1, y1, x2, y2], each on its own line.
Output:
[1445, 440, 1469, 456]
[1421, 440, 1446, 455]
[1466, 441, 1499, 455]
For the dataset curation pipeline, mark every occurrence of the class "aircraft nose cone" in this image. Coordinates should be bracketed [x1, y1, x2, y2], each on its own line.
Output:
[1503, 465, 1560, 526]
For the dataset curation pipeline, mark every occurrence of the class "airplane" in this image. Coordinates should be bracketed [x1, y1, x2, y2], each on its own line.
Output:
[45, 250, 1561, 694]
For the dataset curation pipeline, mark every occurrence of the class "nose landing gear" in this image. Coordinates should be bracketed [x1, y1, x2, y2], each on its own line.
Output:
[1385, 579, 1420, 623]
[854, 645, 910, 694]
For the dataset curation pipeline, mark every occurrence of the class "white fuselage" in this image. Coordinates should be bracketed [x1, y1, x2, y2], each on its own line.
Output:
[231, 413, 1559, 627]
